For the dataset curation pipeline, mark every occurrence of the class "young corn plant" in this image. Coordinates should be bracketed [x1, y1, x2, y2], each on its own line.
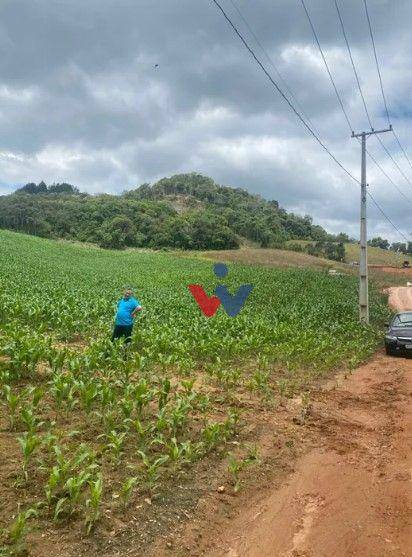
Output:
[180, 378, 195, 395]
[2, 385, 20, 430]
[119, 359, 134, 385]
[123, 417, 149, 451]
[166, 437, 183, 471]
[133, 378, 153, 416]
[227, 454, 244, 493]
[85, 475, 103, 534]
[99, 382, 116, 408]
[245, 444, 260, 464]
[157, 377, 171, 411]
[23, 386, 45, 409]
[45, 465, 62, 507]
[118, 476, 139, 508]
[54, 470, 91, 521]
[105, 430, 126, 463]
[215, 368, 241, 390]
[223, 410, 240, 440]
[6, 506, 38, 556]
[47, 349, 67, 373]
[0, 369, 11, 387]
[137, 450, 169, 494]
[50, 373, 72, 408]
[169, 396, 191, 435]
[276, 378, 290, 403]
[45, 444, 97, 512]
[192, 392, 211, 413]
[179, 439, 201, 465]
[20, 404, 44, 433]
[97, 409, 119, 434]
[249, 368, 272, 399]
[17, 433, 41, 481]
[227, 447, 260, 493]
[154, 407, 169, 435]
[78, 381, 99, 414]
[201, 422, 226, 451]
[42, 431, 59, 452]
[119, 397, 134, 420]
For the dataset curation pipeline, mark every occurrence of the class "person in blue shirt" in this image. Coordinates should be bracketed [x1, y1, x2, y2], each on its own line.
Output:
[112, 288, 142, 344]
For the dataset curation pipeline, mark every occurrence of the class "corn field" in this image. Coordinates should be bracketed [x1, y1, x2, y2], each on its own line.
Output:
[0, 230, 389, 554]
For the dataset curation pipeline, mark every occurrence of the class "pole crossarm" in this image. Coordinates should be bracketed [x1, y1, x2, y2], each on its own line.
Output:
[352, 125, 392, 139]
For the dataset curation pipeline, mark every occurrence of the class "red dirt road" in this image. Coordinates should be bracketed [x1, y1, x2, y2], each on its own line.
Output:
[181, 288, 412, 557]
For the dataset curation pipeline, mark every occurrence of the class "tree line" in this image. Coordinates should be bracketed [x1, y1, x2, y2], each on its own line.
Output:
[0, 173, 355, 251]
[288, 241, 346, 262]
[367, 236, 412, 255]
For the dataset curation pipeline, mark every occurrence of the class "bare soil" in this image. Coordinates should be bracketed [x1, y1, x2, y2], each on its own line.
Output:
[388, 286, 412, 311]
[150, 287, 412, 557]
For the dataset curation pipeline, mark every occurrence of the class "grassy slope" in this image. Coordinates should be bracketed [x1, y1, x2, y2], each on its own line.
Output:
[345, 244, 408, 266]
[284, 240, 408, 267]
[193, 247, 347, 271]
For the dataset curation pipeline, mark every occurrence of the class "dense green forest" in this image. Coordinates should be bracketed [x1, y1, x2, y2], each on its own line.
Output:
[0, 173, 344, 251]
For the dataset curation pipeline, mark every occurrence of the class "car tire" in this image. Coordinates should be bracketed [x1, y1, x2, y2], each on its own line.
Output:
[385, 346, 396, 356]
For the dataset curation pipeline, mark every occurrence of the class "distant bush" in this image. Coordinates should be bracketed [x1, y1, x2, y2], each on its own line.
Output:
[288, 242, 304, 253]
[305, 241, 345, 262]
[15, 181, 80, 195]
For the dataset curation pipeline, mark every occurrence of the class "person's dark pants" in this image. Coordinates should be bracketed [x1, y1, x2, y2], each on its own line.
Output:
[111, 324, 133, 344]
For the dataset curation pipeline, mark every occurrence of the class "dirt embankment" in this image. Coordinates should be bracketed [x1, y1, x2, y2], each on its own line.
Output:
[388, 286, 412, 312]
[372, 266, 412, 277]
[157, 288, 412, 557]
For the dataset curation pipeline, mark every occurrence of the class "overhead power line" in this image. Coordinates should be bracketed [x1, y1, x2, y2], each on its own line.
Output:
[362, 0, 390, 126]
[333, 0, 373, 130]
[300, 0, 411, 239]
[363, 0, 412, 184]
[227, 0, 321, 137]
[375, 134, 412, 189]
[366, 149, 412, 207]
[367, 191, 410, 243]
[210, 0, 359, 185]
[300, 0, 353, 133]
[302, 0, 412, 204]
[392, 128, 412, 173]
[331, 0, 412, 202]
[209, 0, 410, 242]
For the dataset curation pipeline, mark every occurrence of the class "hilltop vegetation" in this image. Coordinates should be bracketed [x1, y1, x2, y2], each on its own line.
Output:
[0, 173, 341, 250]
[0, 230, 389, 554]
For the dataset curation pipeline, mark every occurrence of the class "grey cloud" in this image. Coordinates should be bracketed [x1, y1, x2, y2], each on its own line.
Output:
[0, 0, 411, 241]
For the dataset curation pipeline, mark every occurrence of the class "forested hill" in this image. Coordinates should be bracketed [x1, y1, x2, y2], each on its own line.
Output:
[0, 173, 344, 250]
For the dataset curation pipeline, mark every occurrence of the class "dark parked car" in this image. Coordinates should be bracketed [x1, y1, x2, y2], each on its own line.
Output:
[385, 312, 412, 356]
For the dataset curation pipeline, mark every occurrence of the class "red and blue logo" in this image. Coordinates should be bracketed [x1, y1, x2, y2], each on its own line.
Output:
[188, 263, 253, 317]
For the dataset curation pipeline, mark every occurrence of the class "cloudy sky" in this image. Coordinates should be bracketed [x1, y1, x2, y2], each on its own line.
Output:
[1, 0, 411, 241]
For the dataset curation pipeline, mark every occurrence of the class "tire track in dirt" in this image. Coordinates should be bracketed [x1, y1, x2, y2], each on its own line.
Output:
[162, 288, 411, 557]
[211, 355, 411, 557]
